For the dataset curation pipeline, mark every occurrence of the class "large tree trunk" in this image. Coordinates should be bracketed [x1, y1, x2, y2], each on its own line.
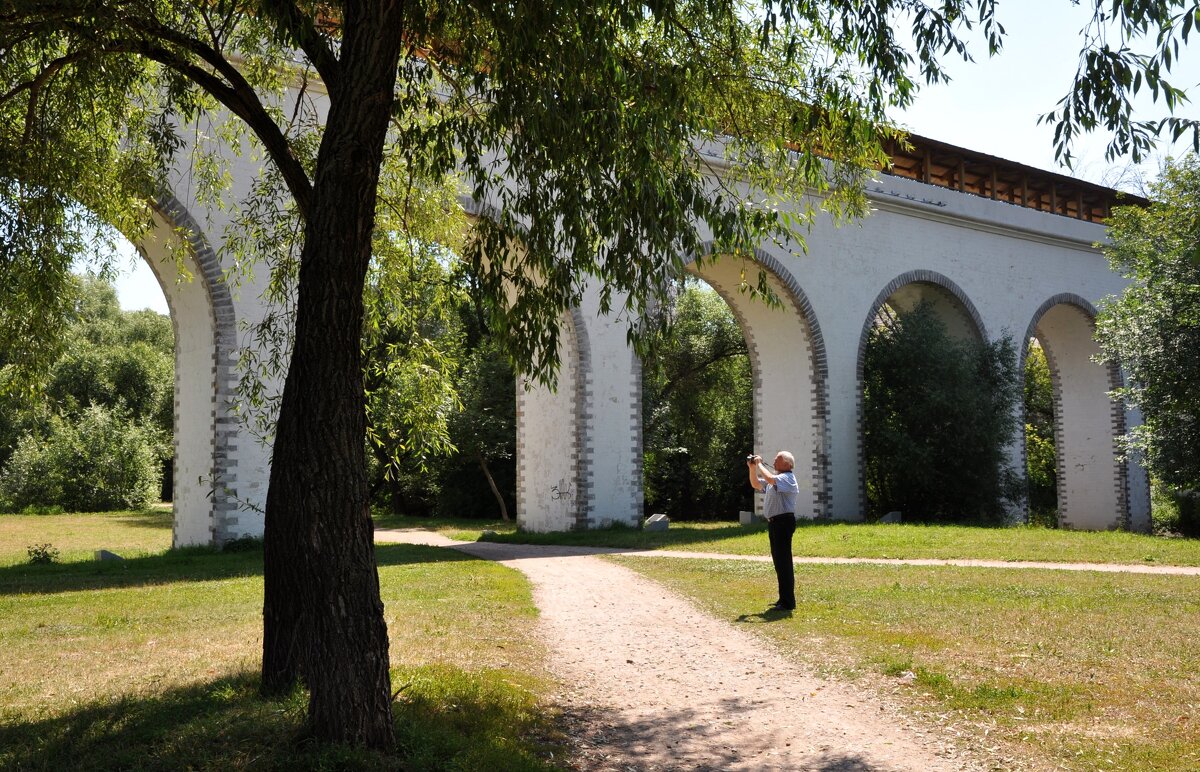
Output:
[261, 1, 403, 749]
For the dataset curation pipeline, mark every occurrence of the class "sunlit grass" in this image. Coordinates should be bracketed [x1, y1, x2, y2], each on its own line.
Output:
[12, 509, 1198, 770]
[618, 555, 1200, 771]
[0, 508, 174, 566]
[407, 515, 1200, 567]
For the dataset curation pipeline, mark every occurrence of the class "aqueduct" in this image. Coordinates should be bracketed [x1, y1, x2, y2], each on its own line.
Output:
[143, 114, 1151, 545]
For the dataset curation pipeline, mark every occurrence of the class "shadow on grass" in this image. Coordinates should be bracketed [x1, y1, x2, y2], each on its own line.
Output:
[371, 513, 516, 531]
[0, 665, 559, 772]
[475, 522, 762, 550]
[735, 606, 795, 624]
[0, 543, 479, 597]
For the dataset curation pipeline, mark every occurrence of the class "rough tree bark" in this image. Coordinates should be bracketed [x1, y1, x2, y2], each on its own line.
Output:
[261, 0, 403, 748]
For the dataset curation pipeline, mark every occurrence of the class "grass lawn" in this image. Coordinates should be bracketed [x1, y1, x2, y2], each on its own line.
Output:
[618, 555, 1200, 772]
[7, 510, 1199, 770]
[0, 511, 561, 770]
[0, 507, 176, 566]
[407, 516, 1200, 567]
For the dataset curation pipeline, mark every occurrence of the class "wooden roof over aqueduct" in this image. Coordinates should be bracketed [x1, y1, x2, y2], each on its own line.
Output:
[882, 133, 1147, 223]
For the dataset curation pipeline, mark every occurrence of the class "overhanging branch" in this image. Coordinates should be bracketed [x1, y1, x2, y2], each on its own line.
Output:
[112, 34, 315, 219]
[258, 0, 341, 93]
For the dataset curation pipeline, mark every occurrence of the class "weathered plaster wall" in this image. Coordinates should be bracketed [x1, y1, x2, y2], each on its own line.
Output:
[795, 174, 1135, 523]
[690, 255, 828, 519]
[1035, 301, 1127, 530]
[139, 202, 220, 547]
[516, 314, 582, 532]
[570, 292, 644, 529]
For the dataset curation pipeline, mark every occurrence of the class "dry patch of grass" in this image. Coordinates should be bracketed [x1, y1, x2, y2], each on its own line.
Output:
[0, 509, 174, 566]
[618, 556, 1200, 771]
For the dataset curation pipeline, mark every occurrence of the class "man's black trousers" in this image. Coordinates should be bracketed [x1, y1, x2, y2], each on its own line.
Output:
[767, 512, 796, 608]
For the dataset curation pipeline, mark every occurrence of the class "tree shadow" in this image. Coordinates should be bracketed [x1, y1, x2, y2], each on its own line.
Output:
[0, 543, 478, 597]
[108, 509, 175, 531]
[477, 522, 763, 550]
[0, 547, 263, 597]
[375, 543, 479, 568]
[0, 665, 559, 771]
[559, 699, 888, 771]
[0, 671, 313, 772]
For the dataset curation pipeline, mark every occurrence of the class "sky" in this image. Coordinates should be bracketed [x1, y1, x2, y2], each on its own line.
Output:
[111, 3, 1200, 315]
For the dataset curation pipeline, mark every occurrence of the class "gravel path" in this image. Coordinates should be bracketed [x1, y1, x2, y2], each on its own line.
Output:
[377, 530, 997, 771]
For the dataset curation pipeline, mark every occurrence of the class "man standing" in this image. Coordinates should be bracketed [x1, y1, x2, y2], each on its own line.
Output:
[747, 451, 798, 611]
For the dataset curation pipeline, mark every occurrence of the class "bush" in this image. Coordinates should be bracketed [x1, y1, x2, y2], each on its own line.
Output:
[1024, 342, 1058, 524]
[26, 543, 59, 564]
[0, 405, 163, 512]
[864, 302, 1021, 522]
[1179, 491, 1200, 538]
[1025, 423, 1058, 528]
[221, 535, 264, 552]
[1154, 484, 1200, 538]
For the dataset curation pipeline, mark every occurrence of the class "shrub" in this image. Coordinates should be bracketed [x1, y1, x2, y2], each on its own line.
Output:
[1, 433, 61, 510]
[1024, 342, 1058, 524]
[26, 543, 59, 564]
[1025, 424, 1058, 528]
[1178, 490, 1200, 538]
[221, 535, 264, 552]
[0, 405, 162, 512]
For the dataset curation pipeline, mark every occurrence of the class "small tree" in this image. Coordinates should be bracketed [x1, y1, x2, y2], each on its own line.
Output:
[1098, 155, 1200, 534]
[864, 303, 1021, 522]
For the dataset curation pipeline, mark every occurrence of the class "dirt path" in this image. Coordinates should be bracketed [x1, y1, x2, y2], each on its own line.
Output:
[378, 530, 995, 770]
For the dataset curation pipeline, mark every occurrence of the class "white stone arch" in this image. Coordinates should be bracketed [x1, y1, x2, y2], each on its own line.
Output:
[681, 244, 831, 519]
[1022, 295, 1129, 530]
[139, 193, 239, 546]
[856, 270, 988, 515]
[864, 270, 988, 344]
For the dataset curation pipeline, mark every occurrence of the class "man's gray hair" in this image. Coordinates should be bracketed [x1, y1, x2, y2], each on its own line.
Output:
[777, 451, 795, 469]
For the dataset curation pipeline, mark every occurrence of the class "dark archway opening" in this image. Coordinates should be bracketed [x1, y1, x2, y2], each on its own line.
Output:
[862, 294, 1021, 523]
[641, 277, 754, 519]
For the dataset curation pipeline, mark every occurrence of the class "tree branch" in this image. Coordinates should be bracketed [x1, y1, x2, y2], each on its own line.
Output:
[257, 0, 341, 93]
[647, 342, 746, 435]
[0, 50, 79, 106]
[110, 33, 315, 218]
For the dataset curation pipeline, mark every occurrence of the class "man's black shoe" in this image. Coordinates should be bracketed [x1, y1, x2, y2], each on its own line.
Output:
[769, 601, 795, 611]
